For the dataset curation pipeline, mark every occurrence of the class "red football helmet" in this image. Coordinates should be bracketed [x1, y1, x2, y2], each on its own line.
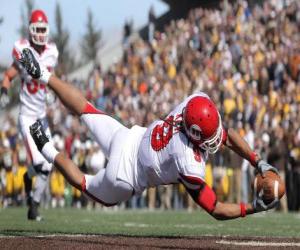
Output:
[29, 9, 49, 46]
[182, 96, 223, 154]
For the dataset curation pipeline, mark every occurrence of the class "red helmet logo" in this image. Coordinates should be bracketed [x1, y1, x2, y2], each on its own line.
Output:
[29, 10, 49, 46]
[183, 96, 223, 154]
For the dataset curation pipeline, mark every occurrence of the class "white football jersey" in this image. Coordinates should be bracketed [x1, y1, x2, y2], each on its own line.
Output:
[12, 39, 58, 118]
[137, 93, 209, 189]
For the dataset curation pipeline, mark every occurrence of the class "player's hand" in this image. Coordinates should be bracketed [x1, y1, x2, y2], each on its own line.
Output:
[256, 160, 279, 178]
[19, 48, 51, 83]
[0, 87, 10, 108]
[252, 191, 279, 212]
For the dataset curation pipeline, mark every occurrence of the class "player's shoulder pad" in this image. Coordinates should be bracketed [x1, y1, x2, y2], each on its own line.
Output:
[12, 38, 30, 60]
[46, 42, 59, 58]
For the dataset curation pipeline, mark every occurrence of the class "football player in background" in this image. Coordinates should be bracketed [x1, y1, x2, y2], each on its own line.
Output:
[0, 10, 58, 220]
[21, 48, 279, 220]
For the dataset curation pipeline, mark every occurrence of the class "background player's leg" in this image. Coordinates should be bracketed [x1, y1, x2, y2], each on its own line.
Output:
[19, 115, 52, 220]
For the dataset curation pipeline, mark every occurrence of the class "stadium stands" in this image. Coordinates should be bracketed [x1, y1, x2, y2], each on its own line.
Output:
[0, 0, 299, 212]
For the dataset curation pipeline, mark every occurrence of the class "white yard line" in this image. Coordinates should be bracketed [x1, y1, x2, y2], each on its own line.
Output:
[217, 240, 300, 247]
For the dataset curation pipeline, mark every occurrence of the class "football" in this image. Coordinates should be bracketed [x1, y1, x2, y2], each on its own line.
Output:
[252, 171, 285, 204]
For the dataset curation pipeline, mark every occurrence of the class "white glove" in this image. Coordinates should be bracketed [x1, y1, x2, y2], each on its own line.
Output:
[0, 87, 10, 108]
[19, 48, 51, 84]
[256, 160, 279, 177]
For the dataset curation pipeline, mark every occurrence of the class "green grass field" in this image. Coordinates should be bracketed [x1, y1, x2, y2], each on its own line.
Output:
[0, 207, 299, 238]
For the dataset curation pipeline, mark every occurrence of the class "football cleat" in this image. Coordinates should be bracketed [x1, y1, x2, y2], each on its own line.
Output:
[19, 48, 41, 79]
[30, 119, 49, 151]
[27, 200, 43, 221]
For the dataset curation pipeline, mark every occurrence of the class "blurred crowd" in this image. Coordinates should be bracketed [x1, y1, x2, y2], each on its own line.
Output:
[0, 0, 300, 212]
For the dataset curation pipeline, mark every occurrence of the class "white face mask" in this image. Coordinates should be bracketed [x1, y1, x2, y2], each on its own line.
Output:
[198, 120, 223, 154]
[29, 22, 49, 46]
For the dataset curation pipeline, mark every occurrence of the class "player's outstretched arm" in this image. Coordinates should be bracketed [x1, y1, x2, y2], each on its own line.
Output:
[18, 48, 87, 116]
[181, 175, 275, 220]
[224, 128, 278, 176]
[211, 201, 254, 220]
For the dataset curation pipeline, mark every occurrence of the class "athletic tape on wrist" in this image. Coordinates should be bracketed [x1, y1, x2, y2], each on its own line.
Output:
[41, 143, 59, 163]
[249, 151, 258, 167]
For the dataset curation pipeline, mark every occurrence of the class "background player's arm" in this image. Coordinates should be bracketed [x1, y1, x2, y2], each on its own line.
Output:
[2, 63, 19, 89]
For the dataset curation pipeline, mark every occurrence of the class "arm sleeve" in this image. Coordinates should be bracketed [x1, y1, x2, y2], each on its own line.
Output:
[179, 173, 217, 213]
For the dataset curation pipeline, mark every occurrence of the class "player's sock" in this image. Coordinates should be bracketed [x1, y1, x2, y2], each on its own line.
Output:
[23, 172, 32, 206]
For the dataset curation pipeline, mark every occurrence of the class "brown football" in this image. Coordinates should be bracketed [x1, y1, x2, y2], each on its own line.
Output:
[252, 171, 285, 204]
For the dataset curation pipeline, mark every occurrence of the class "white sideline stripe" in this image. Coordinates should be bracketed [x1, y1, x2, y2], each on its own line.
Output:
[217, 240, 300, 247]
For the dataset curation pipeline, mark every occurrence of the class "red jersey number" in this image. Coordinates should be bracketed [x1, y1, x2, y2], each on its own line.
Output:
[151, 116, 174, 151]
[25, 80, 45, 94]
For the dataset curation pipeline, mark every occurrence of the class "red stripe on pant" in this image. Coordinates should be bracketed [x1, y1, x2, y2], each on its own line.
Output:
[82, 102, 105, 115]
[81, 176, 117, 207]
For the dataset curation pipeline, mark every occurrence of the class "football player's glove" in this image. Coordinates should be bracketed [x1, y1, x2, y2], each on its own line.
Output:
[256, 160, 279, 177]
[19, 48, 51, 83]
[0, 87, 10, 108]
[252, 191, 279, 212]
[29, 119, 49, 151]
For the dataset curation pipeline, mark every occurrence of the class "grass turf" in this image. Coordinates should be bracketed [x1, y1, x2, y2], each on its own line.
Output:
[0, 207, 299, 237]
